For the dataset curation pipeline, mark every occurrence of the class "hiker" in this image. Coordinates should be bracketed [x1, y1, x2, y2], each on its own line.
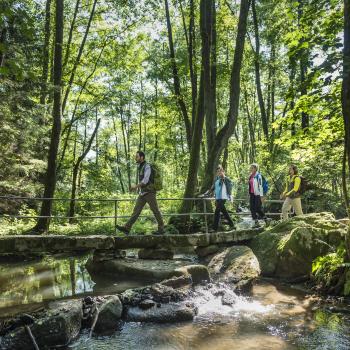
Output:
[248, 163, 267, 227]
[208, 166, 235, 232]
[280, 164, 303, 220]
[116, 151, 164, 235]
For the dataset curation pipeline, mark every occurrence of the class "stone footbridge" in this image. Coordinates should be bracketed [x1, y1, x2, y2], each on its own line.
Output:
[0, 228, 262, 255]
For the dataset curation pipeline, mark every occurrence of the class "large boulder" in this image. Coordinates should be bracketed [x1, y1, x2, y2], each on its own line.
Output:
[93, 295, 123, 334]
[249, 212, 348, 279]
[125, 302, 196, 323]
[207, 246, 260, 293]
[138, 248, 174, 260]
[86, 258, 209, 284]
[0, 300, 82, 350]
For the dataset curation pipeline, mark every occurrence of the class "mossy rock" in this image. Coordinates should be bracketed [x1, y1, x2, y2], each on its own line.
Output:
[249, 212, 348, 279]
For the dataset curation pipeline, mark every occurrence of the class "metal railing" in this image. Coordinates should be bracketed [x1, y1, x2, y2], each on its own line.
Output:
[0, 195, 286, 233]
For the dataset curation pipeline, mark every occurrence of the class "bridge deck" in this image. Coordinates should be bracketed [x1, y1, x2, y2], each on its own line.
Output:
[0, 228, 263, 254]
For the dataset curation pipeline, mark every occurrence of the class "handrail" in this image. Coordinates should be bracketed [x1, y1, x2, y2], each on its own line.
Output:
[0, 195, 287, 234]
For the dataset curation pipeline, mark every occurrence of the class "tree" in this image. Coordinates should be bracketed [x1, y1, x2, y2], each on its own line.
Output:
[34, 0, 64, 233]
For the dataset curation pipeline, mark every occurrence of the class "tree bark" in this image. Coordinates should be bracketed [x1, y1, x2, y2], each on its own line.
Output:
[40, 0, 52, 105]
[62, 0, 97, 113]
[112, 115, 126, 193]
[179, 0, 211, 214]
[35, 0, 64, 233]
[298, 0, 309, 131]
[252, 0, 268, 139]
[63, 0, 81, 70]
[69, 119, 100, 221]
[164, 0, 192, 147]
[205, 0, 217, 161]
[200, 0, 251, 193]
[342, 0, 350, 214]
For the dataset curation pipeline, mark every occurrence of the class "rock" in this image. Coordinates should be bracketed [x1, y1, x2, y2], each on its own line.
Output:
[0, 300, 82, 350]
[221, 290, 238, 306]
[195, 244, 220, 257]
[125, 302, 197, 323]
[114, 234, 210, 249]
[249, 212, 347, 279]
[93, 249, 126, 262]
[338, 218, 350, 226]
[160, 275, 193, 289]
[139, 299, 156, 310]
[120, 283, 188, 307]
[207, 246, 260, 293]
[93, 295, 123, 334]
[138, 248, 174, 260]
[86, 257, 207, 282]
[174, 264, 210, 284]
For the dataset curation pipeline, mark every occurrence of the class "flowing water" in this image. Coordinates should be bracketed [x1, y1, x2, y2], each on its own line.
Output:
[1, 255, 350, 350]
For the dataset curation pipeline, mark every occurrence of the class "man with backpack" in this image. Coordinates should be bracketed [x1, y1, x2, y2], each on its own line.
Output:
[248, 163, 268, 227]
[280, 164, 304, 220]
[116, 151, 164, 235]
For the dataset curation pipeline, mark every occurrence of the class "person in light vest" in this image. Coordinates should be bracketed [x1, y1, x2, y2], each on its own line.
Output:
[116, 151, 164, 235]
[210, 166, 235, 232]
[280, 164, 303, 220]
[248, 163, 267, 227]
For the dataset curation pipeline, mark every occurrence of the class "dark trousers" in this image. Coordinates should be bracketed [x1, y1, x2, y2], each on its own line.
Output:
[213, 199, 234, 230]
[125, 192, 164, 230]
[249, 193, 265, 220]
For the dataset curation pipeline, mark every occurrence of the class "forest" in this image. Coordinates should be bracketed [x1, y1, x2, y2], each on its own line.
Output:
[0, 0, 350, 234]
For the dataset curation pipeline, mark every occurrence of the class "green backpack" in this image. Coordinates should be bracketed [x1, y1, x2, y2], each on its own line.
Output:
[149, 163, 163, 191]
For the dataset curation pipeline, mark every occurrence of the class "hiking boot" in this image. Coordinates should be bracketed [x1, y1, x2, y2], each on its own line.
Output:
[116, 225, 130, 235]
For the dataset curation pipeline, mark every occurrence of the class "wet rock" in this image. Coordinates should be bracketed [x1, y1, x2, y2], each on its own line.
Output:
[195, 244, 220, 257]
[93, 295, 123, 334]
[120, 283, 188, 307]
[138, 248, 174, 260]
[208, 246, 260, 293]
[139, 299, 156, 310]
[125, 302, 197, 323]
[160, 275, 193, 289]
[174, 264, 210, 284]
[0, 300, 82, 350]
[221, 291, 238, 306]
[249, 212, 347, 279]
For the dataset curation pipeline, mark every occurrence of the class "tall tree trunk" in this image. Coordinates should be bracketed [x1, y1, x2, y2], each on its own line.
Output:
[35, 0, 64, 233]
[69, 119, 100, 221]
[298, 0, 309, 131]
[205, 0, 217, 161]
[180, 0, 211, 214]
[252, 0, 268, 139]
[189, 0, 197, 127]
[63, 0, 80, 70]
[164, 0, 192, 147]
[0, 28, 7, 67]
[342, 0, 350, 213]
[112, 115, 125, 193]
[200, 0, 251, 193]
[62, 0, 97, 113]
[40, 0, 52, 105]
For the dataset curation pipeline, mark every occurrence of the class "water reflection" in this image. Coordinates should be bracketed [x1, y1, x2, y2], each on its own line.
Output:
[0, 255, 95, 310]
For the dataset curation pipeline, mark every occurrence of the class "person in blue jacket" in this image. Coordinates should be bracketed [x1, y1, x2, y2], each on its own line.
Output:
[210, 166, 235, 232]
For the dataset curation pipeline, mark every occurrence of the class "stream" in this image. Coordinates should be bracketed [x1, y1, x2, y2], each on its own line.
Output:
[1, 254, 350, 349]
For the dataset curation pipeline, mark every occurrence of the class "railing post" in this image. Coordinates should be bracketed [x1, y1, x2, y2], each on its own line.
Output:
[203, 198, 208, 234]
[114, 200, 118, 230]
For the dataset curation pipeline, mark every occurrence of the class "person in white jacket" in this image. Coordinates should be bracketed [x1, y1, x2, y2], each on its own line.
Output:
[248, 164, 267, 227]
